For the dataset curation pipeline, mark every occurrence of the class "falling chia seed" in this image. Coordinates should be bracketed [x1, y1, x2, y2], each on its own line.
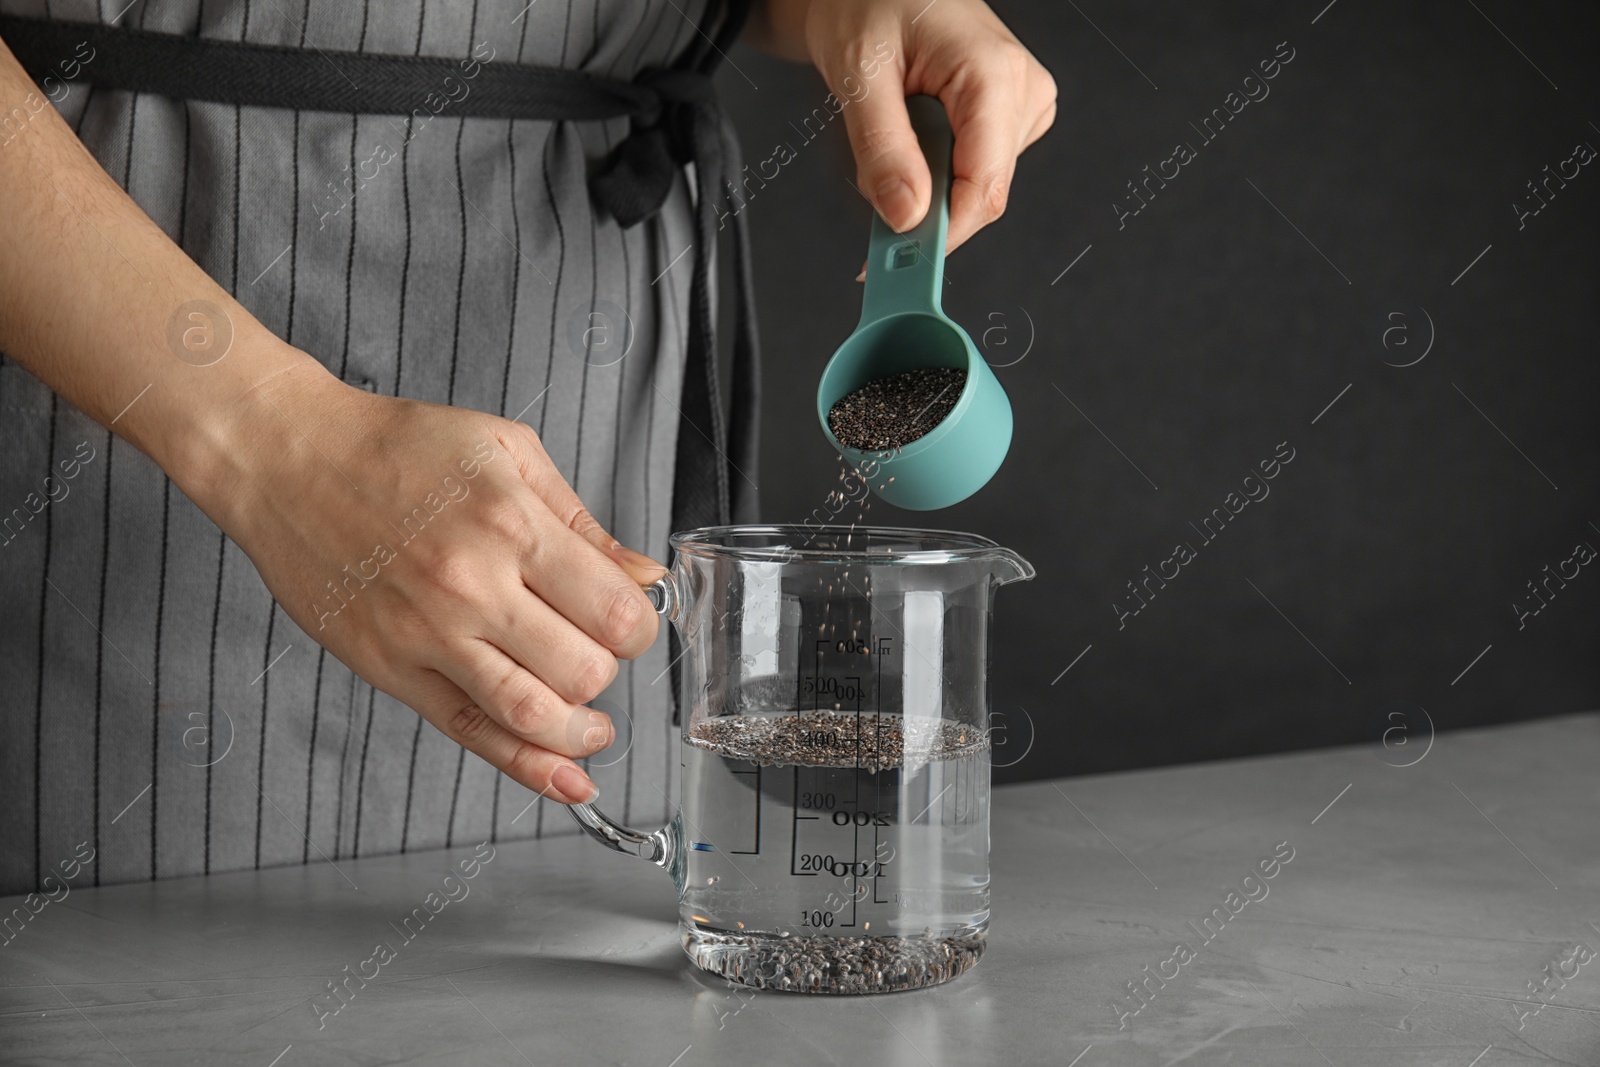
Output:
[827, 367, 966, 451]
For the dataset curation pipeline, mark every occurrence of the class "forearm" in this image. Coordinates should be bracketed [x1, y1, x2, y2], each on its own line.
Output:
[0, 36, 328, 513]
[0, 32, 664, 811]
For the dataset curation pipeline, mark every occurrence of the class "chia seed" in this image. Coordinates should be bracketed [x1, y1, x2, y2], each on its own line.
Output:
[828, 367, 967, 451]
[687, 710, 987, 773]
[686, 929, 986, 994]
[683, 712, 989, 994]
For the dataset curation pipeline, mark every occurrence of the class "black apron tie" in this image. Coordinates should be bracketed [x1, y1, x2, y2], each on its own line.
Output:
[591, 67, 718, 227]
[586, 58, 762, 530]
[0, 5, 761, 534]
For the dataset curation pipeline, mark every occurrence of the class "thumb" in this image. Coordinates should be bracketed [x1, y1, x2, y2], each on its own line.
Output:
[838, 78, 931, 233]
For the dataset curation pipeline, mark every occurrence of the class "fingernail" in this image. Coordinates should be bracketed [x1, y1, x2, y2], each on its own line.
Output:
[855, 260, 866, 283]
[611, 544, 665, 576]
[874, 177, 915, 229]
[583, 712, 612, 751]
[553, 765, 598, 803]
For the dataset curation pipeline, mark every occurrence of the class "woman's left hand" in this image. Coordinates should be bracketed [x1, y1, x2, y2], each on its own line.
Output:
[754, 0, 1057, 256]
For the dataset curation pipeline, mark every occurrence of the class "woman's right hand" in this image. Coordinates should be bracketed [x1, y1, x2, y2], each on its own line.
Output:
[196, 357, 665, 806]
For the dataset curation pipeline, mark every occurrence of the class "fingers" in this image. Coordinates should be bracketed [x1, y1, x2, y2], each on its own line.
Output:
[445, 639, 616, 761]
[519, 507, 660, 659]
[835, 63, 932, 234]
[497, 422, 666, 585]
[475, 585, 620, 707]
[496, 423, 610, 555]
[803, 5, 1056, 270]
[414, 671, 599, 804]
[886, 6, 1053, 256]
[610, 544, 668, 587]
[1024, 94, 1057, 151]
[943, 72, 1024, 255]
[493, 423, 662, 656]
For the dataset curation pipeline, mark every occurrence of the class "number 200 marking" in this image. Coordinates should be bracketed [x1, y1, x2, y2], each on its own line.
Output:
[831, 810, 889, 827]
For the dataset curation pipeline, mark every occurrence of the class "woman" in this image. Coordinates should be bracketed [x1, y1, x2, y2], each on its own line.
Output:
[0, 0, 1054, 894]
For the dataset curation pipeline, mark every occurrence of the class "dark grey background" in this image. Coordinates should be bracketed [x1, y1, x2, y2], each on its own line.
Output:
[716, 0, 1600, 783]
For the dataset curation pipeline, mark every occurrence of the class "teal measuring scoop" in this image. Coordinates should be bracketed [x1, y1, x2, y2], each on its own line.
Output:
[816, 95, 1013, 511]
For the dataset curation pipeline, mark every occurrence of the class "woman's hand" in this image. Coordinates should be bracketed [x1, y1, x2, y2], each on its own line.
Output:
[198, 359, 665, 806]
[0, 34, 660, 808]
[754, 0, 1056, 255]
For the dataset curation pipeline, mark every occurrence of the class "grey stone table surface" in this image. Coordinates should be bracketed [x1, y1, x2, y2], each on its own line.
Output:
[4, 714, 1598, 1067]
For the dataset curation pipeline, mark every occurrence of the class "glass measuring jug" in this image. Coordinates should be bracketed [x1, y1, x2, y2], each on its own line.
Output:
[569, 525, 1034, 994]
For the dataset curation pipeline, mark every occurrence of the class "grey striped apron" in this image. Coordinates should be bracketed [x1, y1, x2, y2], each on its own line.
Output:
[0, 0, 749, 895]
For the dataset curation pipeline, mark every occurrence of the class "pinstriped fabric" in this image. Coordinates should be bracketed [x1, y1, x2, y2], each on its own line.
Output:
[0, 0, 717, 894]
[486, 0, 535, 841]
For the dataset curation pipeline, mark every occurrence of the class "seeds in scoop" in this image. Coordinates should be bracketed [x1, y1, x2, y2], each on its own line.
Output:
[828, 367, 966, 451]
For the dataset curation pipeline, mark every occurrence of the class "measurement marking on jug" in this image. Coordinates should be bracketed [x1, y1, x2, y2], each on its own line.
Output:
[791, 767, 819, 876]
[846, 768, 862, 929]
[682, 707, 993, 993]
[803, 674, 865, 705]
[872, 758, 888, 908]
[730, 763, 761, 855]
[872, 831, 889, 904]
[872, 639, 888, 909]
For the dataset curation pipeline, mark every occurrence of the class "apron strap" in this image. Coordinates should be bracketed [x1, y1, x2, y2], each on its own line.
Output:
[0, 15, 652, 120]
[0, 4, 762, 531]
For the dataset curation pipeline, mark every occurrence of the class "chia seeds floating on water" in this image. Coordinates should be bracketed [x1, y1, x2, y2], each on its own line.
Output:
[687, 710, 987, 773]
[828, 367, 966, 451]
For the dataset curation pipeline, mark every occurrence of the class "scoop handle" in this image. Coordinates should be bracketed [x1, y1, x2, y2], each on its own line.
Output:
[859, 95, 954, 325]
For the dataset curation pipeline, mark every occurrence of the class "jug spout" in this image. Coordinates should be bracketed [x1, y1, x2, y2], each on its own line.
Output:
[983, 547, 1036, 586]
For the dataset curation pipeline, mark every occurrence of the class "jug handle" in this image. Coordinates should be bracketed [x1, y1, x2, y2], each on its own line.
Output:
[565, 572, 680, 871]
